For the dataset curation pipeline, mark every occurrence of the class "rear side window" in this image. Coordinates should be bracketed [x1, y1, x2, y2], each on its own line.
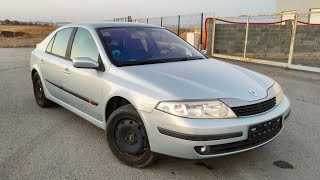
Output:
[46, 35, 55, 53]
[70, 28, 99, 62]
[51, 28, 74, 58]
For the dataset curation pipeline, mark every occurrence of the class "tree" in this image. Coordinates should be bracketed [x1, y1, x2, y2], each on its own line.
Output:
[4, 19, 11, 25]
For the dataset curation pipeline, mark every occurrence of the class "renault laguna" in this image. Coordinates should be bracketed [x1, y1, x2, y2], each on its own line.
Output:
[30, 22, 291, 167]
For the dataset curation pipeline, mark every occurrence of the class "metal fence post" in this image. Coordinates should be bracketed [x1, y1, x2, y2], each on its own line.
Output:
[178, 15, 181, 35]
[288, 13, 298, 66]
[211, 18, 216, 55]
[244, 15, 250, 58]
[200, 13, 204, 47]
[160, 17, 163, 26]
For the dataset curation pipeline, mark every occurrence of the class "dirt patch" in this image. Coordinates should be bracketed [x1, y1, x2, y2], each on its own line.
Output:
[0, 31, 31, 38]
[0, 25, 58, 48]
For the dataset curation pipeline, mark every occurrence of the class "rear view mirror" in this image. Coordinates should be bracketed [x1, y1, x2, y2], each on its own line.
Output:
[72, 57, 99, 69]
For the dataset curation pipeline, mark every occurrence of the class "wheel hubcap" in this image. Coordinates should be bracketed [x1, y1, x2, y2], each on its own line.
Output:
[115, 119, 147, 157]
[125, 132, 137, 145]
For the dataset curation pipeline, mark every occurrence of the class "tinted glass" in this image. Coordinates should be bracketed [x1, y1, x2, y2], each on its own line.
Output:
[70, 28, 99, 62]
[46, 35, 55, 53]
[99, 27, 205, 65]
[51, 28, 73, 57]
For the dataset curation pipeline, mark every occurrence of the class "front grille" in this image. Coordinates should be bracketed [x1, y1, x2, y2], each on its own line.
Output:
[231, 97, 276, 117]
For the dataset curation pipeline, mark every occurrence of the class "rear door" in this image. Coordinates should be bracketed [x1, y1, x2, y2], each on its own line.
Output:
[41, 27, 75, 102]
[62, 28, 105, 122]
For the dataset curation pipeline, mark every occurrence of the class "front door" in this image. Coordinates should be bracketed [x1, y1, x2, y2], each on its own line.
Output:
[62, 28, 105, 122]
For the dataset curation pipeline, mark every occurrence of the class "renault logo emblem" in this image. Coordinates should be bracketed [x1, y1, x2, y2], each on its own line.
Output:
[249, 90, 258, 97]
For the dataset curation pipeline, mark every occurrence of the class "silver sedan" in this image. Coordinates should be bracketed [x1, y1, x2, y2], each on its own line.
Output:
[30, 22, 291, 167]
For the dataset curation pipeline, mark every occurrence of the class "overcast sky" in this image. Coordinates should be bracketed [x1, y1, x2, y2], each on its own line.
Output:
[1, 0, 275, 22]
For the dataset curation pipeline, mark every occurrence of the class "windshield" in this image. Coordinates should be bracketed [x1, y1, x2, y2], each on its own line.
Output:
[99, 27, 206, 66]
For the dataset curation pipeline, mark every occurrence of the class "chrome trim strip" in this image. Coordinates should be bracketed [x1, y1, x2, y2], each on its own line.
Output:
[220, 86, 276, 107]
[45, 79, 99, 106]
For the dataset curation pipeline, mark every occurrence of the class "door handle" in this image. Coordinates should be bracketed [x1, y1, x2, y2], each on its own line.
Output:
[63, 68, 70, 74]
[40, 59, 44, 64]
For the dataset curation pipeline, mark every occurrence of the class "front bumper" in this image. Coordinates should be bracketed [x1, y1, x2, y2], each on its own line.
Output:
[139, 96, 291, 159]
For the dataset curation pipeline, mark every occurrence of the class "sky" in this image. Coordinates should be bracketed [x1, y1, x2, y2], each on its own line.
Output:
[1, 0, 275, 22]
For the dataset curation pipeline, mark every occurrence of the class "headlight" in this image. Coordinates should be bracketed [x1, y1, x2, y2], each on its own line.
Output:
[274, 82, 284, 105]
[156, 101, 237, 119]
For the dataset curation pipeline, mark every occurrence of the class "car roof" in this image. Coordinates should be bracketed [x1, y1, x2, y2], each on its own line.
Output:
[62, 22, 163, 29]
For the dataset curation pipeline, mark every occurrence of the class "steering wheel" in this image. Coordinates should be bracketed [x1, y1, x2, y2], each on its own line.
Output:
[152, 48, 172, 58]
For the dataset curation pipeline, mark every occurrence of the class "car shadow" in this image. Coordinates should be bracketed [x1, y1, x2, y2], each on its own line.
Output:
[148, 146, 281, 172]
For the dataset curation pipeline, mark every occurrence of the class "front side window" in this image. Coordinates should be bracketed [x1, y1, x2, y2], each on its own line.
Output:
[99, 27, 206, 66]
[70, 28, 99, 62]
[51, 28, 74, 58]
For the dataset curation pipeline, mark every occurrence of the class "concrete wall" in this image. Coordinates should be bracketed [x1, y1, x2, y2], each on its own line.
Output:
[276, 0, 320, 13]
[206, 19, 292, 61]
[206, 18, 320, 67]
[246, 24, 292, 61]
[207, 23, 246, 56]
[293, 25, 320, 67]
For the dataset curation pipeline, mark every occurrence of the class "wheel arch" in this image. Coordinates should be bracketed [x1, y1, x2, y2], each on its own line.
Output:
[104, 96, 133, 124]
[30, 65, 41, 80]
[30, 65, 52, 100]
[31, 69, 38, 79]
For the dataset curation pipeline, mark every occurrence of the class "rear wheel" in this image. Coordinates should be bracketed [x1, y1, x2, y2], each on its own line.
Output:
[32, 72, 55, 107]
[106, 104, 156, 168]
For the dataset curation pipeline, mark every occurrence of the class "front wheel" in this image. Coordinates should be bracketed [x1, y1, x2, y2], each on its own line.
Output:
[106, 104, 156, 168]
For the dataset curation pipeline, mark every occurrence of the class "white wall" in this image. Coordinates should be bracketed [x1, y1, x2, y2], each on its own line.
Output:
[276, 0, 320, 13]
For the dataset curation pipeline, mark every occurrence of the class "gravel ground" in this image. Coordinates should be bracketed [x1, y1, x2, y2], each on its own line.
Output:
[0, 48, 319, 180]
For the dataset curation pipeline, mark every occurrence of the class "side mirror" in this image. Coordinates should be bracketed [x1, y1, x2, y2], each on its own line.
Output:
[72, 57, 99, 69]
[200, 50, 207, 55]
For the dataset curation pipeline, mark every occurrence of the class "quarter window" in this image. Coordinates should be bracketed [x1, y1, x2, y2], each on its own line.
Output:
[46, 35, 55, 53]
[51, 28, 74, 58]
[70, 28, 99, 62]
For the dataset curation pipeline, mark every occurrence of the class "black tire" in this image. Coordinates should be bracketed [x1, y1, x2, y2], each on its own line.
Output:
[32, 72, 55, 108]
[106, 104, 157, 168]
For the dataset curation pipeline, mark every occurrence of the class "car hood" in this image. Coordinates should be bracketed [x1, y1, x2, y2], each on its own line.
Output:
[120, 59, 275, 102]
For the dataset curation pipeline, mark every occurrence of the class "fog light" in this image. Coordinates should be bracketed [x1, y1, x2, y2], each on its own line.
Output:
[200, 146, 211, 154]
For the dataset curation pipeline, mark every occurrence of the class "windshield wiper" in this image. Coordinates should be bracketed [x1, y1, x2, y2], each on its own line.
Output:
[117, 59, 168, 66]
[143, 56, 206, 64]
[117, 56, 205, 66]
[172, 56, 205, 61]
